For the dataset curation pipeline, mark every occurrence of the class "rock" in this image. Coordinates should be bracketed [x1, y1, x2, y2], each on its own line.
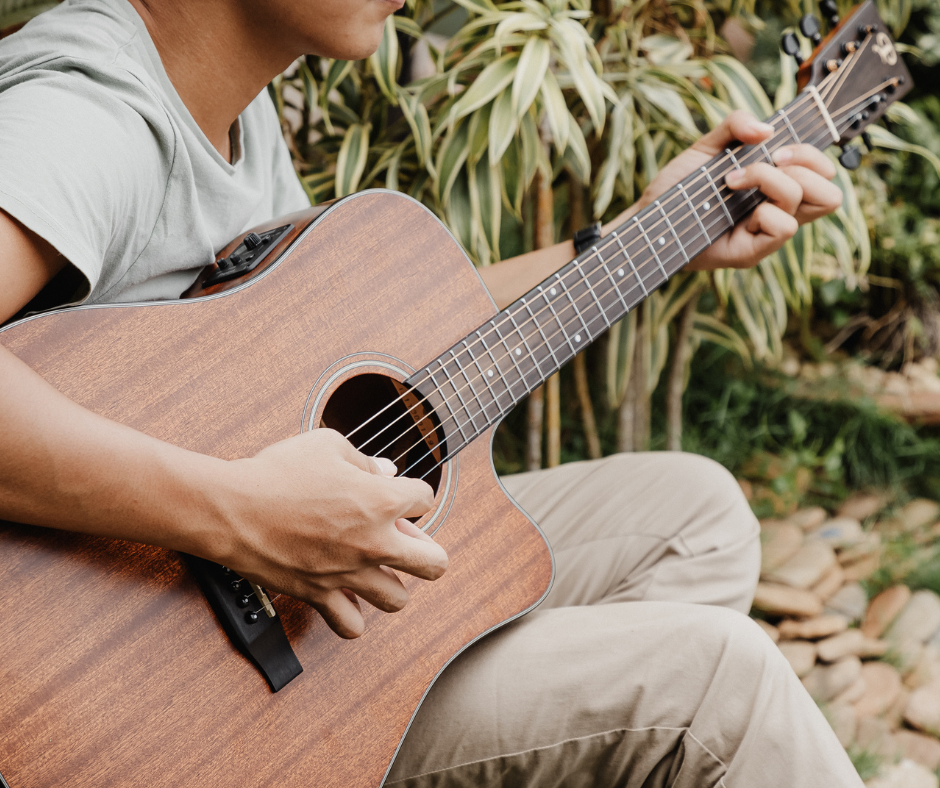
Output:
[802, 656, 862, 703]
[812, 563, 846, 601]
[753, 583, 824, 618]
[839, 533, 882, 565]
[866, 759, 939, 788]
[766, 542, 838, 589]
[863, 586, 913, 639]
[778, 615, 848, 640]
[843, 554, 882, 582]
[893, 730, 940, 772]
[855, 716, 899, 760]
[755, 618, 780, 643]
[885, 687, 911, 730]
[895, 638, 927, 676]
[906, 645, 940, 690]
[825, 702, 857, 748]
[807, 517, 864, 549]
[778, 640, 817, 678]
[886, 590, 940, 645]
[859, 638, 890, 658]
[825, 582, 868, 621]
[789, 506, 828, 531]
[838, 492, 887, 522]
[900, 499, 940, 531]
[905, 677, 940, 735]
[817, 629, 864, 662]
[833, 674, 867, 705]
[760, 520, 804, 574]
[854, 662, 903, 718]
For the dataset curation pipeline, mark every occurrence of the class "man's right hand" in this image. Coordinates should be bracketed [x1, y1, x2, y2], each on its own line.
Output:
[215, 429, 447, 639]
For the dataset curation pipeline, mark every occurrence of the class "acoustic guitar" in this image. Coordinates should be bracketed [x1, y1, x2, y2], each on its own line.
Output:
[0, 4, 912, 785]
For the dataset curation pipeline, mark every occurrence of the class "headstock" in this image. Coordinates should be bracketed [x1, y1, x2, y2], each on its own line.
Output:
[784, 2, 913, 164]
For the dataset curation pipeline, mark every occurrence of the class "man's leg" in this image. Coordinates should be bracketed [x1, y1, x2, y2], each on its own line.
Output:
[387, 452, 862, 787]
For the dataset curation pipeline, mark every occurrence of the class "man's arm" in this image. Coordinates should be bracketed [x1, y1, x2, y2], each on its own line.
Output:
[480, 111, 844, 309]
[0, 210, 447, 639]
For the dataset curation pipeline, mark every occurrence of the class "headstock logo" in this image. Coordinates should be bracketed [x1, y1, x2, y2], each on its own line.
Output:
[873, 32, 898, 66]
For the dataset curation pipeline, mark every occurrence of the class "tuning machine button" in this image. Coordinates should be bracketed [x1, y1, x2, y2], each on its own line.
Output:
[781, 32, 804, 66]
[800, 14, 822, 47]
[862, 132, 874, 153]
[838, 146, 862, 171]
[820, 0, 839, 28]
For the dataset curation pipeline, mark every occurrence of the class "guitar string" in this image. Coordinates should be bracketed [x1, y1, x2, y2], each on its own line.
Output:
[363, 88, 852, 465]
[374, 68, 895, 469]
[342, 40, 880, 453]
[398, 92, 890, 481]
[378, 90, 874, 472]
[338, 74, 842, 448]
[344, 38, 882, 454]
[343, 84, 837, 456]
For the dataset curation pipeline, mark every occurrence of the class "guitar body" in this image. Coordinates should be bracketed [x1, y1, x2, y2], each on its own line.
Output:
[0, 191, 554, 787]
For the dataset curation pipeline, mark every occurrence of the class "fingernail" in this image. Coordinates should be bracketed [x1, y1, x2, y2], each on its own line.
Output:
[750, 121, 774, 136]
[773, 148, 794, 165]
[726, 170, 744, 186]
[375, 457, 398, 476]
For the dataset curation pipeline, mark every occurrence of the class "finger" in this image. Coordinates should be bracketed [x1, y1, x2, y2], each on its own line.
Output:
[311, 588, 366, 639]
[779, 167, 844, 224]
[744, 202, 800, 245]
[692, 110, 774, 157]
[341, 565, 410, 613]
[382, 527, 449, 582]
[382, 475, 436, 520]
[725, 163, 803, 216]
[772, 144, 837, 180]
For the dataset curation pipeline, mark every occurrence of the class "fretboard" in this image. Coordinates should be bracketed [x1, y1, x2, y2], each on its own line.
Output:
[405, 78, 870, 470]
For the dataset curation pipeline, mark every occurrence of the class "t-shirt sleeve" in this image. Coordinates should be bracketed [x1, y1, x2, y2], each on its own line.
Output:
[0, 69, 167, 303]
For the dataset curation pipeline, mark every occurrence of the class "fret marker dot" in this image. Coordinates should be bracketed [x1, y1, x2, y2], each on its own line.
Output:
[549, 287, 557, 296]
[515, 348, 522, 356]
[618, 269, 625, 277]
[487, 369, 494, 378]
[703, 201, 711, 210]
[575, 334, 582, 343]
[658, 238, 665, 246]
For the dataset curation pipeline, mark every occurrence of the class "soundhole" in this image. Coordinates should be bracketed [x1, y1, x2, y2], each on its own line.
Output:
[320, 373, 446, 495]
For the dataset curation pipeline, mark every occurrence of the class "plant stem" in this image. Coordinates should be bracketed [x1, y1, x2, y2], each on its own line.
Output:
[547, 373, 561, 467]
[666, 287, 702, 452]
[526, 385, 544, 472]
[574, 352, 602, 459]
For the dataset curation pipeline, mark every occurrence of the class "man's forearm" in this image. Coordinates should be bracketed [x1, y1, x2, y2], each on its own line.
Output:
[0, 344, 231, 558]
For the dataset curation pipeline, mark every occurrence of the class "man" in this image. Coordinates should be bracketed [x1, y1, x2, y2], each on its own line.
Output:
[0, 0, 861, 785]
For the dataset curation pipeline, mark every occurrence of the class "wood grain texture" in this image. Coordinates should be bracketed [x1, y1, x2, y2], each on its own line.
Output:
[0, 191, 554, 788]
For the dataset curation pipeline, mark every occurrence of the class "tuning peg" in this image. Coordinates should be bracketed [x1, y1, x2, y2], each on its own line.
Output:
[820, 0, 839, 28]
[781, 32, 804, 65]
[800, 14, 823, 47]
[838, 146, 862, 170]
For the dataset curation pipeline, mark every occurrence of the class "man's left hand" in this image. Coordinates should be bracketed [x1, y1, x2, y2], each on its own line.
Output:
[619, 110, 844, 271]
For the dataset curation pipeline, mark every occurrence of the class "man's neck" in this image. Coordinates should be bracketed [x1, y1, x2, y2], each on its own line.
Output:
[127, 0, 299, 161]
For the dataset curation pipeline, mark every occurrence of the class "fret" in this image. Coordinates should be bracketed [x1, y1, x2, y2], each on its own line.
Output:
[634, 215, 669, 281]
[536, 284, 577, 357]
[807, 84, 840, 143]
[656, 199, 688, 267]
[509, 304, 548, 377]
[552, 270, 595, 341]
[759, 143, 774, 164]
[725, 147, 742, 170]
[613, 230, 647, 297]
[678, 183, 710, 245]
[777, 109, 800, 144]
[579, 254, 611, 330]
[493, 320, 535, 394]
[461, 340, 505, 420]
[447, 350, 486, 432]
[428, 366, 470, 443]
[597, 248, 632, 315]
[701, 165, 734, 225]
[476, 328, 517, 408]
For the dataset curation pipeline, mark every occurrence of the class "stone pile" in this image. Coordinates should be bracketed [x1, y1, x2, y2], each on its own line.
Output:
[750, 492, 940, 786]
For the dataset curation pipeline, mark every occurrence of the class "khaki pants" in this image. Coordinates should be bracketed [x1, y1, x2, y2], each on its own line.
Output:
[387, 452, 863, 788]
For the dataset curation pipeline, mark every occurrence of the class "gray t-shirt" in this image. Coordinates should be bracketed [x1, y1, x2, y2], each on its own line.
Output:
[0, 0, 309, 305]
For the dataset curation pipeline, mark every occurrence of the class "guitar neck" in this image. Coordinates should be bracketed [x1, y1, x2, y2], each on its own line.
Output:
[407, 75, 883, 466]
